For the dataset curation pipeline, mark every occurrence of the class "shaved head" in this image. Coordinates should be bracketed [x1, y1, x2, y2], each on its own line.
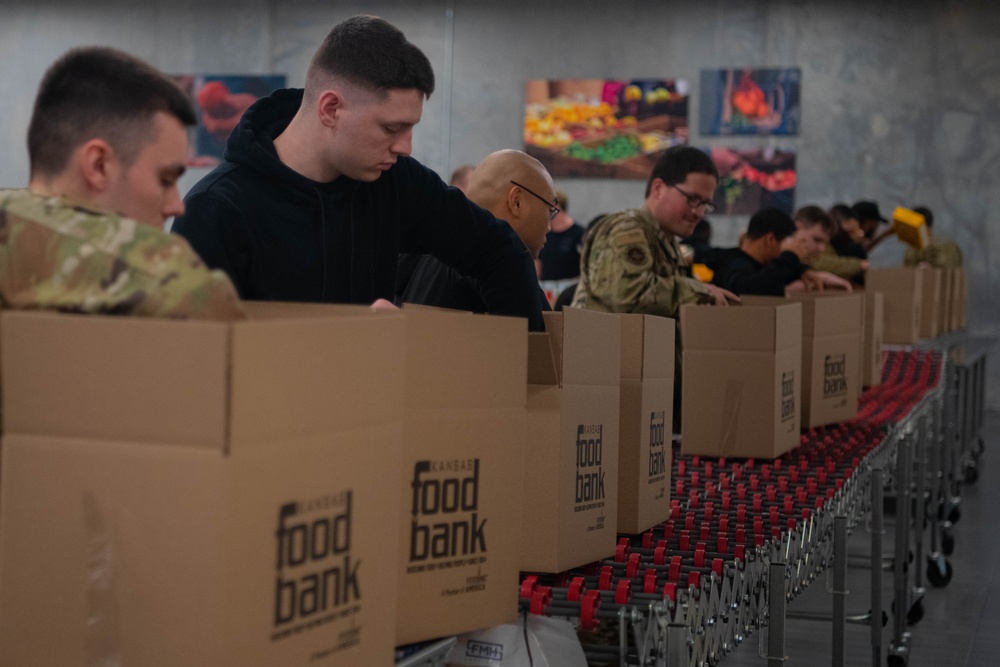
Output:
[467, 149, 555, 258]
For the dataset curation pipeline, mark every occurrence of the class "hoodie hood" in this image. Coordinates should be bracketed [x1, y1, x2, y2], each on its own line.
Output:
[223, 88, 359, 199]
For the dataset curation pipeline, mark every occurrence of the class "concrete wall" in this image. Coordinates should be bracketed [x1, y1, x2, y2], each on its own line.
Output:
[1, 0, 996, 404]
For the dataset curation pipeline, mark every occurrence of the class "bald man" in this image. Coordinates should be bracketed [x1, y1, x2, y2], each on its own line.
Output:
[396, 149, 557, 313]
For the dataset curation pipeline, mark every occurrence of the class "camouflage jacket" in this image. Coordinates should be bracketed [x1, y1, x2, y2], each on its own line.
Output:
[904, 237, 964, 269]
[0, 190, 245, 320]
[571, 207, 715, 317]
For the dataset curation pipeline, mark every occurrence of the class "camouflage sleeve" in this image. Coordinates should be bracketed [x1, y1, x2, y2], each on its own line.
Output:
[123, 234, 246, 321]
[810, 249, 866, 278]
[929, 241, 963, 269]
[583, 224, 713, 317]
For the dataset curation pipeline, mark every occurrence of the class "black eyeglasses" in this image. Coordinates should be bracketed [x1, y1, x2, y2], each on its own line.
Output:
[671, 184, 717, 214]
[511, 180, 560, 221]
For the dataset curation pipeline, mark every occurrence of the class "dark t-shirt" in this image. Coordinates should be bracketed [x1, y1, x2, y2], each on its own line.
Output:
[538, 224, 585, 281]
[710, 247, 807, 296]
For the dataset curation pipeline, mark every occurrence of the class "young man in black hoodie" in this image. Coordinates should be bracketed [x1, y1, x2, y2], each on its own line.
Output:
[172, 15, 544, 330]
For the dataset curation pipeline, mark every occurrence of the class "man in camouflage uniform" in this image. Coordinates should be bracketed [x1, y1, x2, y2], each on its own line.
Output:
[903, 206, 964, 269]
[0, 47, 243, 320]
[572, 145, 738, 429]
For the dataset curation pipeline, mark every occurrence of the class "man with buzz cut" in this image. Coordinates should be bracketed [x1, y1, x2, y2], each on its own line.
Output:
[173, 15, 544, 330]
[0, 46, 244, 320]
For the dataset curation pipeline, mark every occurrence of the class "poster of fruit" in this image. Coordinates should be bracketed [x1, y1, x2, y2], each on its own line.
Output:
[172, 74, 286, 166]
[702, 146, 797, 215]
[524, 79, 689, 179]
[699, 68, 801, 136]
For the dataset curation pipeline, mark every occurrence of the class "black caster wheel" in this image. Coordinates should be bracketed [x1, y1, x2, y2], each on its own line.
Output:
[964, 464, 979, 485]
[887, 654, 908, 667]
[927, 556, 953, 587]
[943, 504, 961, 524]
[942, 528, 955, 556]
[907, 599, 925, 625]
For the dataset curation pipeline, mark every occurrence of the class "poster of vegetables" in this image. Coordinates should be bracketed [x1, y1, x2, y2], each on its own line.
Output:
[172, 74, 286, 166]
[703, 146, 797, 215]
[524, 79, 689, 179]
[699, 68, 801, 136]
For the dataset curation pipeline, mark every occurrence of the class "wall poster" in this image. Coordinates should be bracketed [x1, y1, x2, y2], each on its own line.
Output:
[172, 74, 286, 166]
[524, 79, 689, 180]
[702, 146, 797, 215]
[700, 68, 801, 136]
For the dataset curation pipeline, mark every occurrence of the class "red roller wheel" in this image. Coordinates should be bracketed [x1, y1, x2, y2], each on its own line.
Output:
[615, 579, 632, 605]
[580, 591, 601, 632]
[568, 576, 586, 602]
[520, 575, 537, 599]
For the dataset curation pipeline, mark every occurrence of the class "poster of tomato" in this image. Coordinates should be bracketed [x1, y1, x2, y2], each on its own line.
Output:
[524, 79, 689, 179]
[699, 68, 801, 136]
[702, 146, 797, 215]
[172, 74, 286, 166]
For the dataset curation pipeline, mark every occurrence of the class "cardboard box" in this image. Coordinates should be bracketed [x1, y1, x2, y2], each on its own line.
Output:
[862, 291, 885, 387]
[394, 310, 527, 645]
[867, 269, 923, 345]
[680, 302, 802, 459]
[744, 295, 862, 428]
[617, 314, 674, 535]
[0, 305, 405, 667]
[937, 269, 953, 334]
[918, 266, 943, 339]
[522, 309, 621, 573]
[952, 268, 967, 330]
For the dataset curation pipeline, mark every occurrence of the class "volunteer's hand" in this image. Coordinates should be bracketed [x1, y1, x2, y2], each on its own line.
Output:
[800, 269, 825, 292]
[370, 299, 398, 311]
[816, 271, 853, 292]
[785, 279, 807, 295]
[781, 235, 811, 261]
[705, 283, 740, 306]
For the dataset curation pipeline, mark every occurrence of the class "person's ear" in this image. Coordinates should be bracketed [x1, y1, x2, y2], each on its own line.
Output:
[317, 89, 344, 128]
[76, 139, 117, 193]
[507, 185, 524, 219]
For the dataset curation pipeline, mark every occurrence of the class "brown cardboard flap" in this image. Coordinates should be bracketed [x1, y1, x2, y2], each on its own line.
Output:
[786, 293, 864, 337]
[528, 333, 560, 385]
[242, 301, 372, 319]
[229, 313, 406, 448]
[619, 314, 645, 380]
[403, 310, 527, 408]
[641, 314, 675, 379]
[619, 313, 674, 380]
[560, 308, 621, 386]
[681, 302, 801, 352]
[868, 268, 924, 295]
[1, 311, 229, 449]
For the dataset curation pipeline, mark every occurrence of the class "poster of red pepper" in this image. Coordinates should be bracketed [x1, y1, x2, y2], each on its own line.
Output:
[703, 146, 797, 215]
[524, 79, 689, 179]
[700, 68, 801, 136]
[172, 74, 286, 166]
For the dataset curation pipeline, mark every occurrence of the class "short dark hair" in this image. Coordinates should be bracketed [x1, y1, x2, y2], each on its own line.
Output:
[794, 205, 836, 238]
[27, 46, 196, 178]
[828, 204, 855, 226]
[912, 205, 934, 228]
[645, 146, 719, 197]
[746, 208, 795, 241]
[307, 15, 435, 100]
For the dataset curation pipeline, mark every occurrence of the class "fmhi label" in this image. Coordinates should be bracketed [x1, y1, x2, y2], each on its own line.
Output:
[648, 411, 666, 485]
[466, 639, 504, 663]
[575, 424, 605, 513]
[408, 459, 487, 576]
[823, 354, 848, 399]
[272, 490, 360, 643]
[781, 371, 796, 423]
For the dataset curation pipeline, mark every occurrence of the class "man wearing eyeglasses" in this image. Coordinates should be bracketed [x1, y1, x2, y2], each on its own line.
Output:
[572, 145, 738, 430]
[572, 145, 738, 314]
[172, 16, 544, 331]
[396, 150, 557, 313]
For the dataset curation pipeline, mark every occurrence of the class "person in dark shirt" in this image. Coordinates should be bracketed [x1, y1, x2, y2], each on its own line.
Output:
[397, 149, 557, 313]
[171, 15, 544, 330]
[537, 191, 584, 281]
[711, 207, 851, 296]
